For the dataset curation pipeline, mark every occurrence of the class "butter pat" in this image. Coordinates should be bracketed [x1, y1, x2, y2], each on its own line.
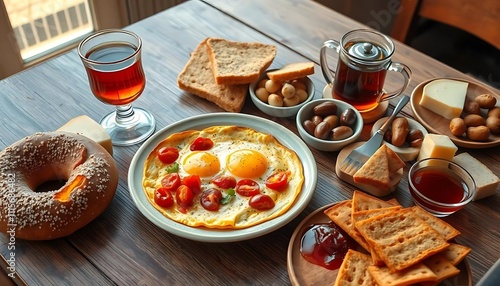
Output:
[453, 153, 499, 200]
[57, 115, 113, 155]
[417, 134, 457, 161]
[419, 79, 468, 119]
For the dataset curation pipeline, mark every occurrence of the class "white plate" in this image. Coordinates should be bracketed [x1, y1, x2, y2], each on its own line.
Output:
[128, 113, 318, 243]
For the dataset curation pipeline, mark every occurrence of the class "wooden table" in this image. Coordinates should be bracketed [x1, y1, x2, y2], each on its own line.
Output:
[1, 0, 498, 285]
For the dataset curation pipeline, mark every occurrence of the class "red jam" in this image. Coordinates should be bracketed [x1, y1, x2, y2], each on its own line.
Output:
[299, 222, 357, 270]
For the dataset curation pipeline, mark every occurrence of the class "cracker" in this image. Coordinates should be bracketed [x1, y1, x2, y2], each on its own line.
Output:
[411, 206, 461, 241]
[324, 200, 370, 252]
[266, 62, 314, 82]
[353, 145, 390, 190]
[177, 39, 248, 112]
[355, 209, 450, 272]
[351, 190, 393, 214]
[206, 38, 276, 85]
[368, 263, 437, 285]
[352, 206, 402, 225]
[421, 254, 461, 286]
[334, 249, 376, 286]
[440, 243, 471, 266]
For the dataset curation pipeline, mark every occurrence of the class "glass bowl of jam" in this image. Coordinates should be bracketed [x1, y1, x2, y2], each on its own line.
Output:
[408, 158, 476, 217]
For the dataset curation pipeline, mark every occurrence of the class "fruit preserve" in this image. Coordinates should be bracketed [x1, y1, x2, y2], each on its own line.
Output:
[299, 222, 357, 270]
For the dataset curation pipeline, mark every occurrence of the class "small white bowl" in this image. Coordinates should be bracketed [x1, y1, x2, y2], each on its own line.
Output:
[296, 98, 363, 151]
[249, 71, 315, 118]
[371, 116, 428, 161]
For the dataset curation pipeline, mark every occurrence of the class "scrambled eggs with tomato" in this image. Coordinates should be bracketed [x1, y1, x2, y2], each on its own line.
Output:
[142, 126, 304, 229]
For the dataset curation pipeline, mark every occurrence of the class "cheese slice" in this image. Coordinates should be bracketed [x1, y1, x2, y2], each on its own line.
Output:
[452, 153, 499, 201]
[419, 79, 468, 119]
[417, 134, 457, 161]
[57, 115, 113, 155]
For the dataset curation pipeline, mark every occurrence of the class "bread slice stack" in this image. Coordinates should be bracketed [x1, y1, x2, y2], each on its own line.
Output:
[177, 37, 276, 112]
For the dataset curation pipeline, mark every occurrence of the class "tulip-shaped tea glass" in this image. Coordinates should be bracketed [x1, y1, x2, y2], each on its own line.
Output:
[78, 29, 155, 146]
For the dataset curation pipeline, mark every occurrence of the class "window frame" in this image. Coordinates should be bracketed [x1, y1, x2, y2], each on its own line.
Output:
[0, 0, 129, 79]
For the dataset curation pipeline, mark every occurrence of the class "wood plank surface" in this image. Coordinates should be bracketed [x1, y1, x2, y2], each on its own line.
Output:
[0, 0, 498, 285]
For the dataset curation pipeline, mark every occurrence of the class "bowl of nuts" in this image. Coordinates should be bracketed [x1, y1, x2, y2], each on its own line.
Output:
[296, 98, 363, 151]
[371, 116, 428, 161]
[249, 69, 315, 118]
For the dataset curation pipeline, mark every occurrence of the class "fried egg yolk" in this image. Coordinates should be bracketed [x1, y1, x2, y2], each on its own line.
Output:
[183, 151, 220, 177]
[226, 149, 268, 178]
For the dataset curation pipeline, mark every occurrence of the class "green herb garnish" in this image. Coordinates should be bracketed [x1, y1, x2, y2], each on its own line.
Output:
[221, 188, 235, 205]
[166, 162, 179, 173]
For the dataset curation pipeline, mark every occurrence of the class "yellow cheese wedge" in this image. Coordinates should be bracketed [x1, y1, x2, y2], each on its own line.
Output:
[57, 115, 113, 155]
[452, 153, 499, 201]
[419, 79, 468, 120]
[417, 134, 457, 161]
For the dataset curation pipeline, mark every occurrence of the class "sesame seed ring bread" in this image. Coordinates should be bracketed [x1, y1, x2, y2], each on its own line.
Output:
[0, 132, 118, 240]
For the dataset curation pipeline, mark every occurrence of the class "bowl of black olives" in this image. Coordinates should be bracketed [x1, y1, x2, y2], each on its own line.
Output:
[296, 99, 363, 151]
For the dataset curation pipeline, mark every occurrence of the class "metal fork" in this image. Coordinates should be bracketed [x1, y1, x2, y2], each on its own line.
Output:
[340, 95, 410, 174]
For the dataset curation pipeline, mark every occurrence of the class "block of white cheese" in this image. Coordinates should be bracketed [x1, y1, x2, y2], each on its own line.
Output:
[453, 153, 499, 201]
[57, 115, 113, 155]
[417, 134, 457, 161]
[419, 79, 468, 119]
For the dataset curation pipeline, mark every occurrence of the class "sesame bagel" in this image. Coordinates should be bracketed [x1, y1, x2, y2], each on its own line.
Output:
[0, 132, 118, 240]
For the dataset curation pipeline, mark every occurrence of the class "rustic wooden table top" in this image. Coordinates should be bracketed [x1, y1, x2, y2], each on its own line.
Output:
[1, 0, 499, 285]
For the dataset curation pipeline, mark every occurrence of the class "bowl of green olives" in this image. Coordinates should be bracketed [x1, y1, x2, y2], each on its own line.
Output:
[249, 69, 315, 118]
[296, 98, 363, 151]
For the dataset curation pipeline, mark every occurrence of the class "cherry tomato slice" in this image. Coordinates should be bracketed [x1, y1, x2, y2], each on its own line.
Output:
[154, 188, 174, 208]
[235, 179, 260, 197]
[161, 173, 181, 192]
[190, 137, 214, 151]
[249, 194, 275, 210]
[265, 171, 289, 191]
[200, 188, 222, 211]
[211, 175, 237, 189]
[157, 147, 179, 164]
[176, 185, 194, 206]
[182, 174, 202, 195]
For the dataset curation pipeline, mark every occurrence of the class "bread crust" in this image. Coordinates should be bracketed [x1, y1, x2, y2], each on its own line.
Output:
[177, 39, 248, 112]
[206, 38, 276, 85]
[266, 62, 315, 82]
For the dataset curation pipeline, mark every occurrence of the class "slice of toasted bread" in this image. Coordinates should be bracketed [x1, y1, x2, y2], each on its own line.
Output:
[206, 38, 276, 85]
[177, 39, 248, 112]
[266, 62, 315, 82]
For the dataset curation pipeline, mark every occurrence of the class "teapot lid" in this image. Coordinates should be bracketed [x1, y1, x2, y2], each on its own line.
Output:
[348, 42, 383, 60]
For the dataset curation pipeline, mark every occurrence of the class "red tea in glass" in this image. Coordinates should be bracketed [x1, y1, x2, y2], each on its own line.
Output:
[84, 43, 145, 105]
[78, 29, 155, 146]
[332, 41, 388, 111]
[320, 29, 411, 112]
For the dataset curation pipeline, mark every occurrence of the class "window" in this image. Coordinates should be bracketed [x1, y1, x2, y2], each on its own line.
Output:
[0, 0, 128, 79]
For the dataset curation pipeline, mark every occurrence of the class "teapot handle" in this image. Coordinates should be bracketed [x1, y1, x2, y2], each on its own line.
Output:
[320, 40, 340, 87]
[378, 62, 412, 102]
